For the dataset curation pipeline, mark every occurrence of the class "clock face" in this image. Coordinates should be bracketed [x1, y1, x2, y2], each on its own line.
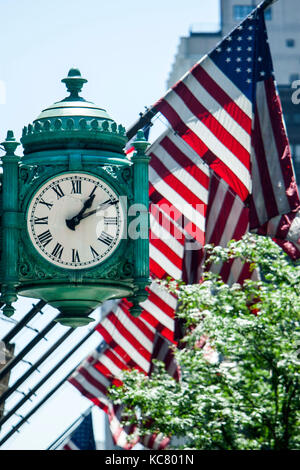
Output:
[26, 172, 125, 269]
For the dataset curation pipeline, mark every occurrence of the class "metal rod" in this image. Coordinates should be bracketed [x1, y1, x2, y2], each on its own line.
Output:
[0, 362, 80, 447]
[0, 328, 95, 429]
[0, 319, 58, 381]
[126, 106, 158, 141]
[0, 327, 74, 405]
[260, 0, 278, 10]
[0, 315, 39, 335]
[47, 405, 94, 450]
[1, 300, 46, 344]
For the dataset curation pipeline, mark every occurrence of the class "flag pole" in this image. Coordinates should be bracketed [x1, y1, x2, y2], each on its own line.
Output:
[0, 363, 81, 447]
[1, 300, 46, 344]
[260, 0, 278, 10]
[126, 106, 158, 141]
[0, 328, 96, 429]
[47, 405, 94, 450]
[126, 0, 279, 141]
[0, 327, 75, 406]
[0, 318, 58, 381]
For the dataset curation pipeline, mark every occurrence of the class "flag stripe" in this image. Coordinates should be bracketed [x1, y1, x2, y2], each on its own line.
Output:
[150, 154, 207, 213]
[68, 377, 108, 411]
[151, 134, 210, 198]
[69, 338, 176, 450]
[204, 172, 253, 284]
[150, 166, 206, 232]
[191, 63, 252, 134]
[160, 93, 251, 188]
[150, 243, 182, 279]
[201, 56, 252, 118]
[159, 131, 210, 176]
[171, 79, 251, 166]
[141, 297, 174, 332]
[150, 215, 184, 257]
[150, 237, 182, 270]
[156, 99, 250, 201]
[150, 205, 186, 242]
[150, 153, 208, 209]
[264, 79, 300, 209]
[96, 306, 156, 373]
[252, 105, 278, 221]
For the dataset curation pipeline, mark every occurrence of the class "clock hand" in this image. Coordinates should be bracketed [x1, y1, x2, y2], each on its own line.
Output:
[66, 198, 118, 230]
[65, 194, 95, 231]
[80, 199, 119, 220]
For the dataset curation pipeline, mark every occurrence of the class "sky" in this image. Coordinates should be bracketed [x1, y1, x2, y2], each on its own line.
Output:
[0, 0, 220, 450]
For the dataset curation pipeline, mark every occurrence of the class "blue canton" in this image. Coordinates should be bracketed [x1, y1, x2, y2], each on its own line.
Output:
[71, 413, 96, 450]
[96, 340, 107, 355]
[209, 8, 274, 101]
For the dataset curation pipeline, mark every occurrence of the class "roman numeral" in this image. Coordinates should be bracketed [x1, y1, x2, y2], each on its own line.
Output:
[90, 245, 99, 259]
[39, 198, 53, 210]
[52, 184, 64, 199]
[89, 185, 97, 198]
[104, 217, 118, 225]
[72, 249, 80, 263]
[98, 231, 114, 246]
[71, 180, 82, 194]
[34, 216, 48, 225]
[51, 242, 64, 259]
[38, 230, 53, 247]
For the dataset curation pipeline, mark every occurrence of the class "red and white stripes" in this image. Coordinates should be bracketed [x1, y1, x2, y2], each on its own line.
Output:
[250, 79, 300, 229]
[69, 334, 178, 450]
[204, 172, 258, 285]
[155, 56, 252, 202]
[149, 129, 209, 245]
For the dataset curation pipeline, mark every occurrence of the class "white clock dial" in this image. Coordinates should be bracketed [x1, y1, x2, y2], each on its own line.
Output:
[26, 172, 125, 269]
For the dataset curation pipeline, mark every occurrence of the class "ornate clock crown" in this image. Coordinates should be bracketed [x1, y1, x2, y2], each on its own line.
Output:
[20, 68, 127, 154]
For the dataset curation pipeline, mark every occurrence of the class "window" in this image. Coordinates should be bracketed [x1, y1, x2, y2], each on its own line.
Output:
[295, 145, 300, 157]
[290, 73, 300, 83]
[264, 8, 272, 20]
[233, 5, 272, 21]
[233, 5, 253, 20]
[286, 39, 295, 48]
[293, 145, 300, 163]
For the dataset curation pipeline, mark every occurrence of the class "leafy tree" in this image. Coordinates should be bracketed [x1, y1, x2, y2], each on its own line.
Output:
[110, 235, 300, 450]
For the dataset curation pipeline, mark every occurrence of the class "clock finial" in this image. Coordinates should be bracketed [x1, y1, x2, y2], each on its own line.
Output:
[61, 68, 87, 101]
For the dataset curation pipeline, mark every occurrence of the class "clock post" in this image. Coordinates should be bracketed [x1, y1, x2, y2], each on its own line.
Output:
[0, 69, 151, 327]
[129, 130, 151, 316]
[0, 131, 20, 317]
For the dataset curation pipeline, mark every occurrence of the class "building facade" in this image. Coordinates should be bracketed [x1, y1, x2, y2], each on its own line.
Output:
[167, 0, 300, 187]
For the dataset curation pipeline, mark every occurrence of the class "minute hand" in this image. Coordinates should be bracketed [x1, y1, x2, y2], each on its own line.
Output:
[65, 194, 95, 231]
[80, 199, 119, 220]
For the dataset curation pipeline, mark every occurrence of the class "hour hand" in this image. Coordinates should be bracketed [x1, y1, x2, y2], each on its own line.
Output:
[78, 199, 119, 221]
[66, 194, 95, 231]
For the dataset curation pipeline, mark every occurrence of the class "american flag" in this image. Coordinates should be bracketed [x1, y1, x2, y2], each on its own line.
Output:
[154, 6, 300, 258]
[62, 412, 96, 450]
[68, 338, 177, 449]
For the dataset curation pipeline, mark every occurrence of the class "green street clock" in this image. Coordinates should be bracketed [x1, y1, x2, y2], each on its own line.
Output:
[0, 69, 150, 327]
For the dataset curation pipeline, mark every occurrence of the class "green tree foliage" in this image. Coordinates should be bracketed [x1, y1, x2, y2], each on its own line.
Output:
[110, 235, 300, 449]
